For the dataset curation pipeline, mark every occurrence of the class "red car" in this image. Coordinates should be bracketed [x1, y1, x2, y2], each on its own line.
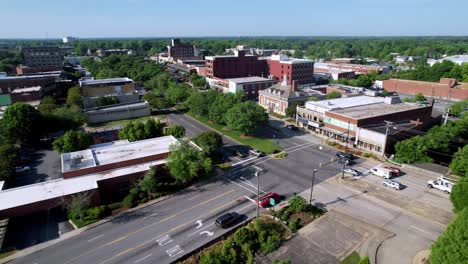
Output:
[384, 166, 401, 176]
[255, 192, 280, 208]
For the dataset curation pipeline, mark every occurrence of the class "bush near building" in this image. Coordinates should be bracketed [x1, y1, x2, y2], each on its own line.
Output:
[273, 195, 325, 232]
[53, 130, 94, 154]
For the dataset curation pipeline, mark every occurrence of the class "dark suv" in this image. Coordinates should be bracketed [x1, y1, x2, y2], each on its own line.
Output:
[336, 151, 354, 160]
[215, 212, 241, 228]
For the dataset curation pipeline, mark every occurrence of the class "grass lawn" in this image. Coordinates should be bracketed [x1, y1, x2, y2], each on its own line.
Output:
[186, 112, 282, 154]
[87, 115, 159, 129]
[71, 218, 100, 228]
[341, 251, 361, 264]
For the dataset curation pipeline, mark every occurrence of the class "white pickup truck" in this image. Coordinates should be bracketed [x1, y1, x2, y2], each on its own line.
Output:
[427, 177, 454, 194]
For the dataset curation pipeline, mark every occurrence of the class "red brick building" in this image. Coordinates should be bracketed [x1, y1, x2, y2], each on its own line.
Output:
[383, 78, 468, 101]
[168, 39, 195, 60]
[205, 50, 268, 79]
[0, 74, 60, 94]
[267, 55, 315, 86]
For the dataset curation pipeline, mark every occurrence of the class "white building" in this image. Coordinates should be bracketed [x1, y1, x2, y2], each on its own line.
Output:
[428, 54, 468, 66]
[62, 36, 78, 44]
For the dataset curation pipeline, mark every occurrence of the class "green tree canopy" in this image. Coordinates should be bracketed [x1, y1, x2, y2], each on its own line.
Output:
[0, 144, 17, 182]
[450, 145, 468, 177]
[66, 86, 82, 108]
[164, 125, 185, 138]
[143, 92, 170, 110]
[38, 96, 57, 115]
[193, 131, 223, 156]
[430, 208, 468, 264]
[119, 119, 164, 142]
[325, 91, 342, 100]
[208, 93, 239, 124]
[288, 195, 307, 213]
[225, 101, 268, 135]
[449, 100, 468, 116]
[0, 103, 41, 145]
[166, 140, 212, 183]
[414, 93, 426, 102]
[166, 84, 191, 104]
[450, 178, 468, 213]
[53, 130, 94, 154]
[185, 90, 217, 116]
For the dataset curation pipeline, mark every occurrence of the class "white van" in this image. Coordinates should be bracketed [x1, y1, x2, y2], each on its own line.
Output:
[369, 167, 394, 179]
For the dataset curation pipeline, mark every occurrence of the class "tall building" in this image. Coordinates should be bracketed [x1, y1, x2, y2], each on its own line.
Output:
[167, 39, 195, 60]
[267, 55, 315, 86]
[21, 46, 64, 68]
[205, 50, 268, 79]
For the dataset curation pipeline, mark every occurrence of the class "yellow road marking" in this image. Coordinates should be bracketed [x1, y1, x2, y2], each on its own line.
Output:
[64, 189, 235, 264]
[100, 195, 245, 263]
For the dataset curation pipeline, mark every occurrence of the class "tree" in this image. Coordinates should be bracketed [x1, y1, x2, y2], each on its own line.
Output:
[325, 91, 342, 100]
[381, 89, 389, 97]
[449, 100, 468, 116]
[143, 92, 170, 110]
[358, 256, 370, 264]
[68, 192, 92, 222]
[193, 131, 223, 156]
[119, 119, 163, 142]
[450, 145, 468, 177]
[192, 78, 206, 88]
[208, 93, 239, 124]
[415, 93, 426, 102]
[94, 96, 119, 107]
[225, 101, 268, 135]
[66, 86, 82, 108]
[139, 167, 162, 194]
[166, 84, 190, 104]
[0, 103, 41, 145]
[450, 178, 468, 213]
[288, 195, 307, 213]
[53, 130, 94, 154]
[430, 208, 468, 264]
[38, 96, 57, 115]
[185, 90, 217, 116]
[286, 102, 300, 117]
[164, 125, 185, 138]
[166, 140, 212, 183]
[394, 135, 432, 164]
[0, 144, 17, 182]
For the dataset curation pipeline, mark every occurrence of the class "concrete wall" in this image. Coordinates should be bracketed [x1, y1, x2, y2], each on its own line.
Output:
[81, 82, 135, 97]
[83, 93, 140, 109]
[85, 101, 150, 124]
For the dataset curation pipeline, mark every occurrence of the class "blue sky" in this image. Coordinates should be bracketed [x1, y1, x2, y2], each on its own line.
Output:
[1, 0, 467, 38]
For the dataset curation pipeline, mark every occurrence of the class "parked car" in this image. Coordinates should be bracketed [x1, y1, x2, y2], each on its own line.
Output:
[369, 167, 394, 179]
[215, 212, 241, 228]
[337, 157, 352, 165]
[256, 192, 280, 208]
[384, 166, 401, 176]
[336, 151, 354, 160]
[427, 179, 453, 194]
[383, 180, 401, 190]
[249, 149, 265, 157]
[343, 168, 360, 176]
[235, 150, 247, 158]
[15, 166, 31, 173]
[286, 125, 298, 131]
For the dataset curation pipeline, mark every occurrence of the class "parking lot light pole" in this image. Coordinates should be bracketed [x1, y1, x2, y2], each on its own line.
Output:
[255, 171, 260, 218]
[309, 169, 318, 205]
[341, 162, 346, 179]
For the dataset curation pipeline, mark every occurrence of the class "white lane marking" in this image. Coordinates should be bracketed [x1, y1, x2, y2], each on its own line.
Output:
[143, 213, 158, 220]
[87, 235, 104, 242]
[200, 231, 214, 236]
[156, 235, 172, 246]
[244, 195, 256, 203]
[188, 223, 215, 237]
[223, 176, 258, 195]
[240, 177, 267, 193]
[166, 245, 184, 257]
[410, 225, 432, 236]
[187, 194, 201, 201]
[195, 219, 203, 228]
[134, 254, 152, 263]
[231, 156, 257, 166]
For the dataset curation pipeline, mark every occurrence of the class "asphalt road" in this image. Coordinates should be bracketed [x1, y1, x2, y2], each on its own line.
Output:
[9, 113, 449, 264]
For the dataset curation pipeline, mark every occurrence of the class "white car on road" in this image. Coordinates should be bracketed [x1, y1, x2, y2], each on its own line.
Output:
[343, 168, 360, 176]
[427, 179, 452, 194]
[383, 180, 401, 190]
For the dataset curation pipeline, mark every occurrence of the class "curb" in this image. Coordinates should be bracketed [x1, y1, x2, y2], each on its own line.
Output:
[371, 232, 396, 264]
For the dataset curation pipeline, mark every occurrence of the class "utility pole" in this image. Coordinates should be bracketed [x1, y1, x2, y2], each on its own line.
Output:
[345, 121, 350, 153]
[443, 108, 450, 126]
[309, 169, 318, 204]
[255, 171, 260, 218]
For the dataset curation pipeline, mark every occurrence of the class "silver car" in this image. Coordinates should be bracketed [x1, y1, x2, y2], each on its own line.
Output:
[383, 180, 401, 190]
[343, 168, 360, 176]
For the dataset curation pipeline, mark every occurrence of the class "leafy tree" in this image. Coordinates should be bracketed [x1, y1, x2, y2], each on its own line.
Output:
[450, 145, 468, 177]
[0, 144, 17, 182]
[448, 100, 468, 116]
[164, 125, 185, 138]
[381, 89, 389, 97]
[355, 75, 373, 88]
[119, 119, 163, 141]
[0, 103, 41, 145]
[208, 93, 239, 124]
[288, 195, 307, 213]
[47, 106, 86, 132]
[94, 96, 119, 107]
[450, 178, 468, 213]
[139, 167, 163, 194]
[53, 130, 94, 154]
[233, 228, 259, 251]
[143, 92, 170, 110]
[286, 102, 301, 117]
[415, 93, 426, 102]
[66, 86, 82, 108]
[193, 131, 223, 156]
[192, 78, 206, 88]
[225, 101, 268, 135]
[430, 208, 468, 264]
[166, 140, 212, 183]
[38, 96, 57, 115]
[325, 91, 342, 100]
[394, 135, 432, 163]
[359, 256, 370, 264]
[68, 192, 92, 222]
[185, 90, 217, 116]
[166, 84, 190, 104]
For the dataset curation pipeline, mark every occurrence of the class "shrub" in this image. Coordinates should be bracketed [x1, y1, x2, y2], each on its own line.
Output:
[123, 193, 138, 208]
[288, 218, 302, 232]
[260, 231, 281, 253]
[363, 152, 372, 158]
[288, 195, 307, 213]
[359, 256, 370, 264]
[85, 206, 103, 220]
[107, 202, 122, 211]
[233, 228, 259, 252]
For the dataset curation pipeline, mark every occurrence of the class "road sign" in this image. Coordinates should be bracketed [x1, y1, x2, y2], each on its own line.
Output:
[270, 198, 276, 206]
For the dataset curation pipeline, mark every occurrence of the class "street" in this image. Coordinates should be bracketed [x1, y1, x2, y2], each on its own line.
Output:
[9, 113, 451, 264]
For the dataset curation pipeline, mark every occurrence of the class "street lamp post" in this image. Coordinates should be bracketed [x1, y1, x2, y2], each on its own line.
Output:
[309, 169, 318, 204]
[255, 171, 260, 218]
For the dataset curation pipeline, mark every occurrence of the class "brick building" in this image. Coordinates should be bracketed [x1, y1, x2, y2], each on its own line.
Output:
[168, 39, 196, 60]
[267, 55, 315, 86]
[208, 76, 277, 99]
[315, 62, 388, 75]
[9, 86, 43, 103]
[205, 50, 268, 79]
[21, 46, 64, 68]
[79, 77, 139, 108]
[383, 78, 468, 101]
[296, 96, 435, 154]
[0, 136, 178, 219]
[0, 73, 61, 94]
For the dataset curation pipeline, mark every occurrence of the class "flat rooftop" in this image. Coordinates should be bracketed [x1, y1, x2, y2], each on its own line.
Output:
[79, 77, 133, 86]
[0, 73, 60, 80]
[306, 96, 385, 111]
[269, 55, 314, 64]
[85, 101, 149, 113]
[61, 135, 178, 173]
[331, 102, 425, 119]
[226, 76, 275, 84]
[11, 86, 42, 93]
